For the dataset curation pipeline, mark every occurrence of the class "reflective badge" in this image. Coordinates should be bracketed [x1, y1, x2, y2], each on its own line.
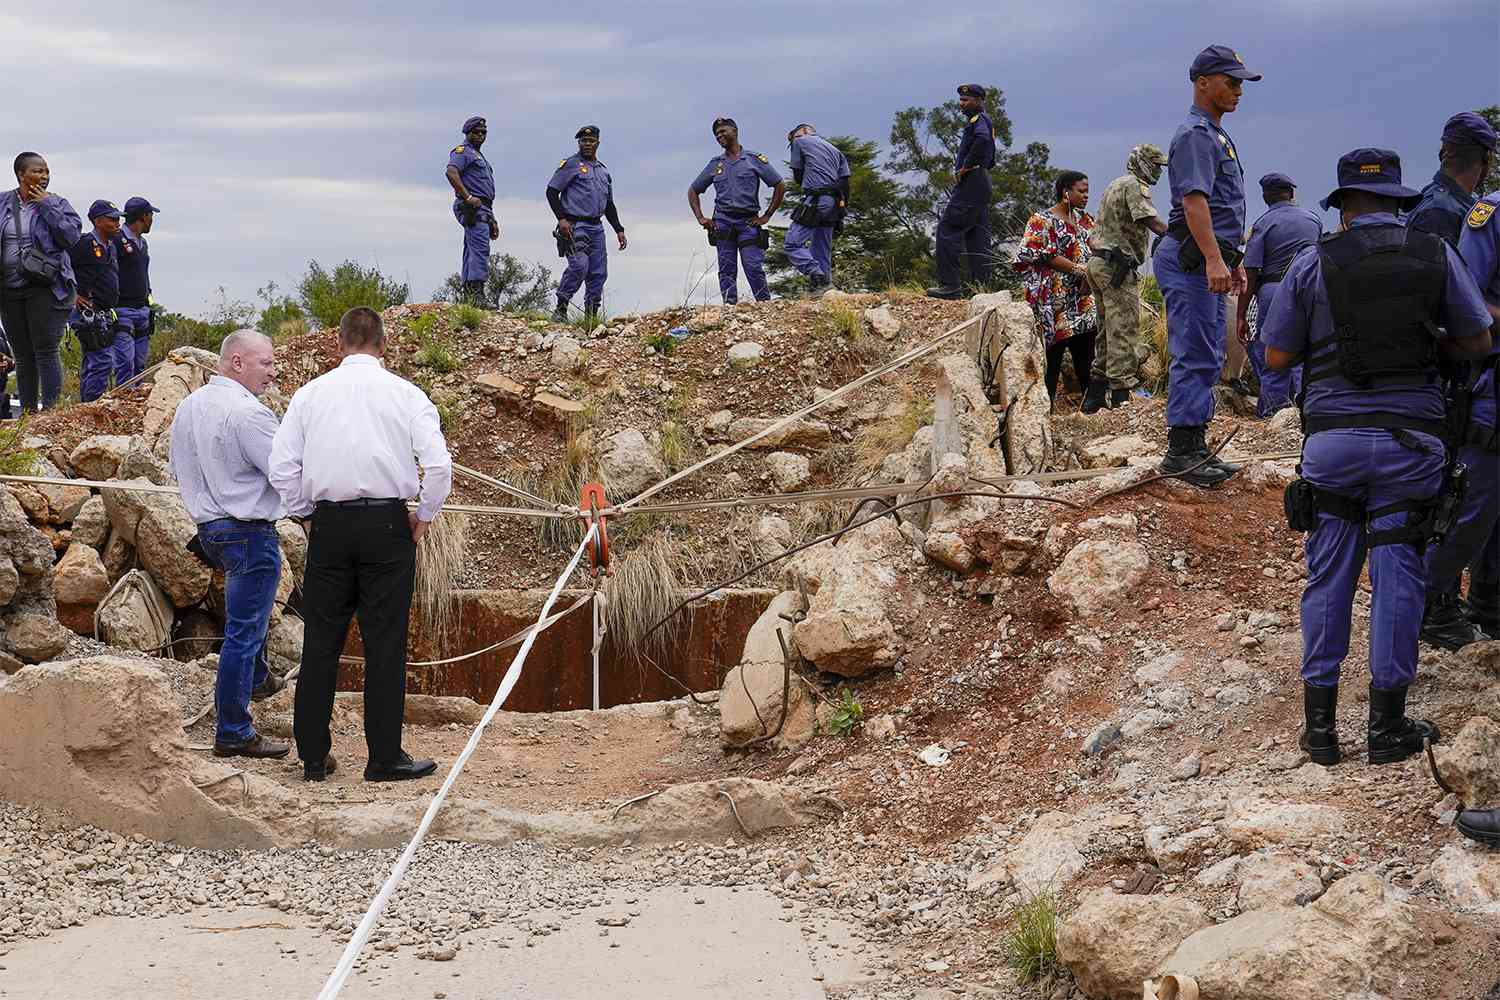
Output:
[580, 165, 588, 174]
[93, 244, 102, 258]
[715, 163, 723, 175]
[1359, 163, 1381, 175]
[969, 114, 979, 124]
[453, 145, 465, 154]
[1468, 201, 1495, 229]
[757, 154, 768, 163]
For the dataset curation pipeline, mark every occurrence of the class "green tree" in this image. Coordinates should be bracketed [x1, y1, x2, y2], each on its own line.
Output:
[887, 86, 1057, 289]
[1478, 105, 1500, 197]
[255, 280, 305, 337]
[434, 253, 558, 313]
[296, 259, 409, 329]
[765, 136, 933, 294]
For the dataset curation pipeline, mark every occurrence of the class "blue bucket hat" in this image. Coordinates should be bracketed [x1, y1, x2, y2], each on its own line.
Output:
[1189, 45, 1261, 82]
[1319, 148, 1421, 211]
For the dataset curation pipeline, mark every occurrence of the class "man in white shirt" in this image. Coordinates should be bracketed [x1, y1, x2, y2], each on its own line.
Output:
[269, 306, 452, 782]
[169, 329, 290, 760]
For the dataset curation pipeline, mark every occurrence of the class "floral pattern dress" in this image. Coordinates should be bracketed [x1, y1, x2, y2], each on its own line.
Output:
[1015, 209, 1097, 346]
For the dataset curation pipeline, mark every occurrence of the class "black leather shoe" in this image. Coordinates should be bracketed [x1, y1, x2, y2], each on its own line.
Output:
[250, 674, 286, 701]
[1463, 586, 1499, 640]
[364, 751, 438, 782]
[1299, 681, 1340, 766]
[1367, 684, 1439, 765]
[1456, 808, 1500, 847]
[303, 753, 338, 782]
[925, 286, 963, 300]
[1080, 380, 1108, 414]
[550, 301, 569, 323]
[1159, 426, 1234, 488]
[1420, 593, 1486, 651]
[1108, 388, 1131, 408]
[213, 735, 291, 759]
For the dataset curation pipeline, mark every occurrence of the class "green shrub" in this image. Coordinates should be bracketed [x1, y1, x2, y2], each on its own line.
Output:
[407, 313, 439, 341]
[0, 419, 38, 476]
[642, 330, 676, 356]
[1003, 892, 1060, 985]
[297, 259, 409, 329]
[416, 339, 459, 374]
[256, 281, 305, 338]
[449, 303, 485, 332]
[825, 689, 864, 736]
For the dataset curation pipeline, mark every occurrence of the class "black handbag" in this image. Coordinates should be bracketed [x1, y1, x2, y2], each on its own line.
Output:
[11, 200, 59, 287]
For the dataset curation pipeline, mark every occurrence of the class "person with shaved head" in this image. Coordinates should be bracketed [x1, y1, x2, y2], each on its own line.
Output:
[169, 328, 291, 761]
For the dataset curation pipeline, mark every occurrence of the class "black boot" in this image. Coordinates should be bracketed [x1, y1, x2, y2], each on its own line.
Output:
[550, 299, 569, 323]
[1080, 380, 1108, 414]
[1299, 682, 1340, 766]
[925, 285, 963, 300]
[1421, 592, 1486, 650]
[1108, 387, 1131, 408]
[1463, 584, 1499, 640]
[1159, 426, 1234, 487]
[1194, 426, 1241, 478]
[1367, 684, 1439, 765]
[1456, 808, 1500, 847]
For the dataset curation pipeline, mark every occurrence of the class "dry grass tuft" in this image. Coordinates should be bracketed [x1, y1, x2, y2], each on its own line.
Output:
[1140, 296, 1169, 397]
[852, 386, 932, 478]
[603, 533, 687, 665]
[414, 511, 469, 651]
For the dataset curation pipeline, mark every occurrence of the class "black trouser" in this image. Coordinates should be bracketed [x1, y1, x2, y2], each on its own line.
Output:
[294, 500, 416, 766]
[1045, 330, 1097, 402]
[0, 285, 72, 413]
[935, 170, 993, 288]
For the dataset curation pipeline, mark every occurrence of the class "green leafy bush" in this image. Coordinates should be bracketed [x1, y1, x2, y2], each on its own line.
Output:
[297, 259, 409, 329]
[825, 689, 864, 736]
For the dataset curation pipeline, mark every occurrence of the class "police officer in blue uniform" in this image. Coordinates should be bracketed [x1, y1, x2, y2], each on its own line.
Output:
[445, 115, 499, 305]
[68, 200, 130, 402]
[1260, 149, 1492, 768]
[1236, 173, 1322, 417]
[784, 124, 850, 296]
[113, 196, 159, 380]
[927, 84, 996, 300]
[1420, 190, 1500, 653]
[547, 125, 626, 324]
[1407, 112, 1496, 247]
[1154, 46, 1260, 487]
[689, 118, 785, 308]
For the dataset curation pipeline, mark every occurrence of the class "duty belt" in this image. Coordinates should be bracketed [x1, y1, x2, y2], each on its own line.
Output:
[1300, 411, 1448, 439]
[565, 215, 601, 224]
[1165, 221, 1245, 269]
[1259, 265, 1289, 284]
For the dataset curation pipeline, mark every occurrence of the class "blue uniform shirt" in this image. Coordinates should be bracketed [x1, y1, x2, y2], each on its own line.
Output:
[954, 112, 996, 174]
[67, 230, 119, 308]
[449, 142, 495, 201]
[789, 135, 850, 192]
[691, 150, 783, 217]
[1260, 213, 1491, 421]
[1166, 106, 1247, 243]
[1407, 171, 1475, 248]
[548, 154, 613, 219]
[1457, 193, 1500, 348]
[113, 227, 151, 308]
[1244, 201, 1323, 278]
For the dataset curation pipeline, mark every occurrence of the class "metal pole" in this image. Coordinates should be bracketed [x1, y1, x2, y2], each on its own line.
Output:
[591, 590, 605, 710]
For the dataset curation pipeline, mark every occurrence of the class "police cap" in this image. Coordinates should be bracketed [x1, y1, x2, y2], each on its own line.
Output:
[1258, 172, 1295, 192]
[122, 196, 161, 219]
[1189, 44, 1261, 82]
[461, 115, 486, 133]
[87, 199, 122, 221]
[575, 125, 600, 140]
[712, 117, 738, 135]
[1441, 111, 1497, 152]
[956, 84, 985, 99]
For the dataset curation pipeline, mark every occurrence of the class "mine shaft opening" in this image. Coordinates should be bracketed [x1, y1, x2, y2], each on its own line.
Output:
[330, 588, 775, 713]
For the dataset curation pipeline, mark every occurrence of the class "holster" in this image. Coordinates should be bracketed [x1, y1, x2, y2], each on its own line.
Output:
[552, 226, 575, 258]
[461, 202, 478, 227]
[1283, 478, 1320, 533]
[73, 310, 115, 352]
[1096, 248, 1138, 288]
[756, 228, 770, 250]
[1429, 462, 1469, 546]
[1169, 222, 1244, 273]
[791, 199, 820, 226]
[706, 225, 719, 247]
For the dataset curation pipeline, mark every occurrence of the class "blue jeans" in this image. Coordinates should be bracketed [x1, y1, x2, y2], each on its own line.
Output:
[197, 519, 282, 744]
[1153, 235, 1227, 428]
[114, 305, 152, 379]
[1300, 429, 1445, 690]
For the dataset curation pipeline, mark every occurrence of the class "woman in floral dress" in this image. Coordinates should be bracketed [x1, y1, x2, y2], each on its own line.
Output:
[1015, 171, 1098, 407]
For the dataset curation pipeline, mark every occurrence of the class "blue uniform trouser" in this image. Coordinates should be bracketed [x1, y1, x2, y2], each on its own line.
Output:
[196, 518, 281, 744]
[1300, 428, 1445, 690]
[1248, 279, 1300, 415]
[1154, 235, 1226, 428]
[72, 309, 134, 403]
[714, 216, 770, 304]
[935, 171, 992, 288]
[557, 221, 608, 311]
[114, 305, 152, 380]
[1426, 366, 1499, 601]
[452, 201, 493, 283]
[785, 195, 836, 279]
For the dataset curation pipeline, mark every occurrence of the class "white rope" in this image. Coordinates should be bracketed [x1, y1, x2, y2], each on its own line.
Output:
[314, 521, 598, 1000]
[613, 310, 986, 511]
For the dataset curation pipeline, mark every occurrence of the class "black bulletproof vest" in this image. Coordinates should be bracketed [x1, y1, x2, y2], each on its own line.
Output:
[1306, 223, 1446, 389]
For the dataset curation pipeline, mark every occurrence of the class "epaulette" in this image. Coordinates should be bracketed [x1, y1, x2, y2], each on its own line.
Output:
[756, 152, 769, 163]
[453, 145, 465, 154]
[1468, 199, 1496, 229]
[559, 158, 569, 169]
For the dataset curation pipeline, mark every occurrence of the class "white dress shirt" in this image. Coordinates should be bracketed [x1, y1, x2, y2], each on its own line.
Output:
[169, 375, 285, 524]
[268, 354, 453, 521]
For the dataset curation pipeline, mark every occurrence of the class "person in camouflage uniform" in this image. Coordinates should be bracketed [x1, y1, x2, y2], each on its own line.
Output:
[1083, 144, 1170, 412]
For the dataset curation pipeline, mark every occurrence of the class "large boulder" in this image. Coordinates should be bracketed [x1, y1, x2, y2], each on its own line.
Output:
[1057, 890, 1212, 1000]
[70, 495, 109, 547]
[783, 519, 902, 676]
[1154, 873, 1425, 999]
[68, 435, 133, 481]
[727, 417, 831, 451]
[965, 292, 1052, 473]
[927, 354, 1007, 481]
[2, 612, 70, 662]
[117, 434, 171, 484]
[1222, 797, 1349, 848]
[600, 428, 666, 500]
[1433, 716, 1500, 807]
[966, 811, 1134, 896]
[719, 591, 816, 749]
[1422, 844, 1500, 914]
[96, 569, 173, 652]
[0, 489, 54, 580]
[53, 543, 111, 635]
[1047, 539, 1150, 615]
[102, 482, 209, 607]
[18, 456, 91, 525]
[141, 354, 209, 440]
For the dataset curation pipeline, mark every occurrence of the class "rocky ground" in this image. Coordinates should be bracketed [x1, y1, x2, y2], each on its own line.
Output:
[2, 292, 1499, 1000]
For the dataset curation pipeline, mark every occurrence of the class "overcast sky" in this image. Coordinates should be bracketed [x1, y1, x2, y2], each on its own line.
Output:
[11, 1, 1496, 319]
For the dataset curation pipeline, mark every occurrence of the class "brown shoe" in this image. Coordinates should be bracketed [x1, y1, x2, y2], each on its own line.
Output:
[304, 754, 338, 782]
[250, 674, 286, 701]
[213, 735, 291, 759]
